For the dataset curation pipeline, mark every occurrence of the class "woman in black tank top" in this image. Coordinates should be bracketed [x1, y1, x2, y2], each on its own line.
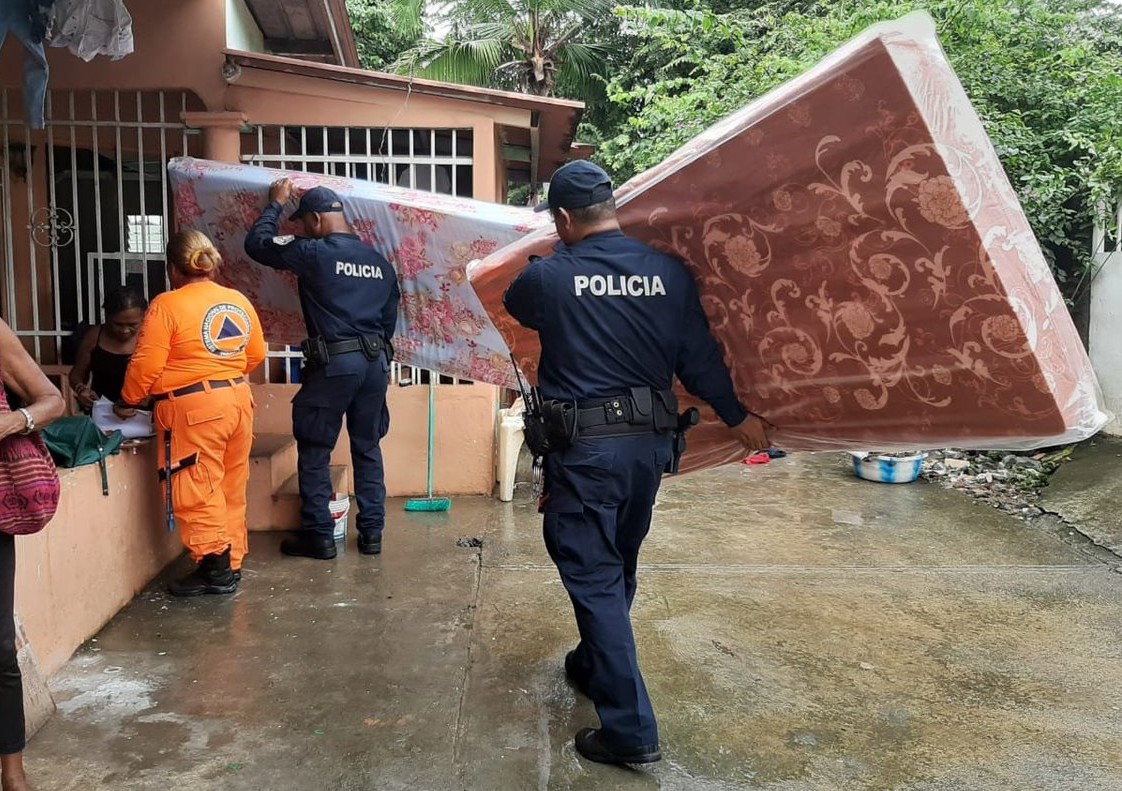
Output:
[69, 287, 147, 411]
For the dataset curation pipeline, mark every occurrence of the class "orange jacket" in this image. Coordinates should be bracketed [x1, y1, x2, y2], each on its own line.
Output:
[121, 280, 266, 403]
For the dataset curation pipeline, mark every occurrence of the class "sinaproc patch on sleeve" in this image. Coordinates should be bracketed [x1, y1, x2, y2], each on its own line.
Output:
[272, 234, 295, 246]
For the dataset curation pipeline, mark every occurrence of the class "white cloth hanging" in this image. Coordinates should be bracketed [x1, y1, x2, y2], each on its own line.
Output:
[50, 0, 133, 62]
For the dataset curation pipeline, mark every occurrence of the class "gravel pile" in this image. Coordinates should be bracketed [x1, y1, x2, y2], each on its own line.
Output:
[920, 447, 1074, 519]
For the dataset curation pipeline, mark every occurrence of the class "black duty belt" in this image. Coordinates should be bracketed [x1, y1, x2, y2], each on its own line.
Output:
[325, 338, 370, 355]
[578, 396, 636, 428]
[575, 391, 676, 438]
[153, 377, 246, 402]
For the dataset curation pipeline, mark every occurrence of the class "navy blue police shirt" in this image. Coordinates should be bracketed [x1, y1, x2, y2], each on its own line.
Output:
[503, 229, 748, 427]
[244, 201, 400, 343]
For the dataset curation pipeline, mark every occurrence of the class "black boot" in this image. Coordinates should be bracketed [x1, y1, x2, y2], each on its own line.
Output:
[357, 531, 382, 555]
[574, 728, 661, 765]
[280, 532, 337, 560]
[169, 547, 238, 597]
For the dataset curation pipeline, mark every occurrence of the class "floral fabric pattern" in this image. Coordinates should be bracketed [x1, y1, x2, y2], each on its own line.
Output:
[469, 12, 1107, 471]
[168, 157, 545, 380]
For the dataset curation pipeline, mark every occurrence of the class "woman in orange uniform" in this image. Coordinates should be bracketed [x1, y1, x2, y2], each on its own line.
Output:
[118, 230, 266, 597]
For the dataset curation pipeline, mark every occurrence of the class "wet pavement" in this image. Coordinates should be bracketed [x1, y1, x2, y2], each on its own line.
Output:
[24, 453, 1122, 790]
[1042, 435, 1122, 555]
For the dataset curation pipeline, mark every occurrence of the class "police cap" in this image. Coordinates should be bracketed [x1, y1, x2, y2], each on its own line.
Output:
[290, 186, 345, 221]
[534, 160, 614, 213]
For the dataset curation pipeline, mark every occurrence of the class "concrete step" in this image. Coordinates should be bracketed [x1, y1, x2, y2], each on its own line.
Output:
[246, 433, 299, 532]
[250, 464, 349, 532]
[251, 433, 299, 492]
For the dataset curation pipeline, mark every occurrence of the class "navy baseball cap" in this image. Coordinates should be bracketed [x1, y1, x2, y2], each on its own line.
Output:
[534, 160, 614, 212]
[289, 186, 345, 220]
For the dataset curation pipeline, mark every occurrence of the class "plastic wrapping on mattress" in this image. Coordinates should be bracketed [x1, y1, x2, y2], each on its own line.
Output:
[168, 156, 546, 381]
[468, 12, 1109, 470]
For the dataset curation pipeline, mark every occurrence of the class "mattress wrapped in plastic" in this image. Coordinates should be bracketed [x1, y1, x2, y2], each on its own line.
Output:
[168, 156, 546, 381]
[468, 12, 1108, 470]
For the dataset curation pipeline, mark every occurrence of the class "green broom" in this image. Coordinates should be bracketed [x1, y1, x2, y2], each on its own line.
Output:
[404, 375, 452, 512]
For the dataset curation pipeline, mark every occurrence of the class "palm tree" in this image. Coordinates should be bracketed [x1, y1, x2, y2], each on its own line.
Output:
[389, 0, 617, 99]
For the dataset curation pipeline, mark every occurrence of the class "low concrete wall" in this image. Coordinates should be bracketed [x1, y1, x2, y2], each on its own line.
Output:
[251, 381, 499, 496]
[13, 442, 182, 677]
[12, 383, 499, 677]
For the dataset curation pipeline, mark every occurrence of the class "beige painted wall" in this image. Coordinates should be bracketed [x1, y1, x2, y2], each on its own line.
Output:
[0, 0, 229, 108]
[252, 382, 499, 497]
[13, 443, 182, 676]
[226, 78, 516, 202]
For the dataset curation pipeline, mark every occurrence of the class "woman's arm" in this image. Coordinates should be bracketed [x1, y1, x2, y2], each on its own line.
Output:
[0, 320, 64, 440]
[68, 325, 100, 408]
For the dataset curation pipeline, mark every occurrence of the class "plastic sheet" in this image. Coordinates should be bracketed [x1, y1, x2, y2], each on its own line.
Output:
[468, 11, 1109, 470]
[168, 157, 546, 381]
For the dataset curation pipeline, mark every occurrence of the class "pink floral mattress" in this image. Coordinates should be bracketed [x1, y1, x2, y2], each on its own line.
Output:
[168, 157, 547, 382]
[469, 12, 1108, 469]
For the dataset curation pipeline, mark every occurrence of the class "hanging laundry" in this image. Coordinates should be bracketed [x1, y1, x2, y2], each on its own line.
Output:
[50, 0, 133, 62]
[28, 1, 56, 42]
[0, 1, 52, 129]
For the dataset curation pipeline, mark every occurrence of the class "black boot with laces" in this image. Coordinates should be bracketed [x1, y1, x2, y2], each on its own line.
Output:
[169, 546, 238, 597]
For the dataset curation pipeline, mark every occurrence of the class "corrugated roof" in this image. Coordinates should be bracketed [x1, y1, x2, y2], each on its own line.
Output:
[242, 0, 360, 68]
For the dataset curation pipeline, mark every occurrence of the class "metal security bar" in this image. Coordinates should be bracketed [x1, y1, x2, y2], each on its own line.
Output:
[242, 125, 474, 197]
[0, 89, 200, 362]
[243, 125, 476, 385]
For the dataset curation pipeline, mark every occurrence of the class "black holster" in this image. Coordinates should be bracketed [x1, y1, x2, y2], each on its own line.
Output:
[523, 388, 577, 456]
[300, 336, 330, 368]
[358, 334, 388, 362]
[666, 407, 700, 474]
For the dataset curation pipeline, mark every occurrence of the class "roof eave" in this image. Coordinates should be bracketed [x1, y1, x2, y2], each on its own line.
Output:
[324, 0, 361, 69]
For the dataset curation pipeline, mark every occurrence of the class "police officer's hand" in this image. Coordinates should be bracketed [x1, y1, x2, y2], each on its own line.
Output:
[731, 413, 771, 452]
[269, 178, 293, 206]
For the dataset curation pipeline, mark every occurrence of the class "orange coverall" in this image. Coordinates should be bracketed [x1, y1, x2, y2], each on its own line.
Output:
[121, 281, 266, 571]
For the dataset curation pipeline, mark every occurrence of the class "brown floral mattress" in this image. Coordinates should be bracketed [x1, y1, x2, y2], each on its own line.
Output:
[469, 12, 1107, 470]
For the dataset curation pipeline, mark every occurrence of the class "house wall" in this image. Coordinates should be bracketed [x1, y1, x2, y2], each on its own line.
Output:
[1089, 237, 1122, 435]
[0, 0, 229, 109]
[0, 2, 507, 472]
[224, 77, 523, 203]
[13, 443, 183, 676]
[0, 1, 513, 203]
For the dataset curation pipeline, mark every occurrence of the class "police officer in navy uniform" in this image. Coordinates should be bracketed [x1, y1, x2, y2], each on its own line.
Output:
[504, 160, 769, 766]
[245, 180, 400, 560]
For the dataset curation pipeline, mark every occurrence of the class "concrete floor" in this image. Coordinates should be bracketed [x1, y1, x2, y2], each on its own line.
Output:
[24, 453, 1122, 790]
[1042, 436, 1122, 556]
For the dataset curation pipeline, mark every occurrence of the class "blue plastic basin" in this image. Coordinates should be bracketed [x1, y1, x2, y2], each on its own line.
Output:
[849, 451, 927, 484]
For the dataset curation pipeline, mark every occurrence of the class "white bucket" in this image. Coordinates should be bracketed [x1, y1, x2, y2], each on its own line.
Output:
[329, 493, 351, 542]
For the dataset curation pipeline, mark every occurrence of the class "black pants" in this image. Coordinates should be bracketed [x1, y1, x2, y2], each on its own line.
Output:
[0, 532, 23, 755]
[293, 353, 389, 539]
[541, 434, 672, 749]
